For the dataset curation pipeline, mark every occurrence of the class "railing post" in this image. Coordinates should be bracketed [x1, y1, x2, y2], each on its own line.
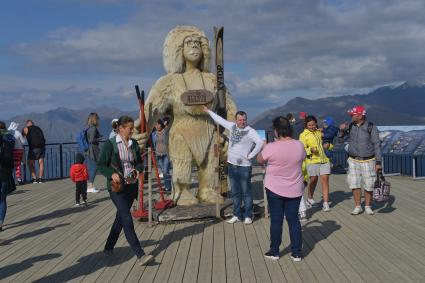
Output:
[59, 143, 64, 179]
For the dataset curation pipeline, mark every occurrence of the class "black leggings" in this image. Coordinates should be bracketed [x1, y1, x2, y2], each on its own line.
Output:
[76, 181, 87, 203]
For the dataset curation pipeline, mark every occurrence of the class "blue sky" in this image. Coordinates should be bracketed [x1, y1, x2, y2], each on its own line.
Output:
[1, 0, 425, 120]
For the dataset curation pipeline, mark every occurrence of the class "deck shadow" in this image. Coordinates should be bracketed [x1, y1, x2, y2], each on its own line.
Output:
[281, 219, 341, 258]
[1, 223, 70, 245]
[5, 196, 110, 229]
[0, 253, 62, 281]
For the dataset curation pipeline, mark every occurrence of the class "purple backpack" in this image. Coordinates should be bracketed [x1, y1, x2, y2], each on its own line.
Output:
[373, 171, 391, 202]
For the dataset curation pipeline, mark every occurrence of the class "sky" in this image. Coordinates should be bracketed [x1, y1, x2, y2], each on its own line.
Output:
[1, 0, 425, 120]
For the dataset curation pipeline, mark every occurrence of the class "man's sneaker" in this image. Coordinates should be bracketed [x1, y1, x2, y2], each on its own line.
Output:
[299, 211, 307, 222]
[37, 178, 43, 183]
[138, 254, 154, 266]
[264, 251, 279, 260]
[75, 203, 81, 206]
[244, 217, 253, 225]
[88, 188, 99, 193]
[82, 201, 87, 206]
[322, 202, 331, 212]
[226, 216, 240, 224]
[306, 198, 316, 208]
[351, 206, 363, 215]
[291, 254, 302, 262]
[32, 179, 38, 184]
[365, 206, 374, 215]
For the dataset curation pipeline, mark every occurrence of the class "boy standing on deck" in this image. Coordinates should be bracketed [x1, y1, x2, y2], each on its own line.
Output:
[70, 153, 89, 206]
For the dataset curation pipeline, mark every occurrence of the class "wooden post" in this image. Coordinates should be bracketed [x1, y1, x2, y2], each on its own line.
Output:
[148, 147, 153, 226]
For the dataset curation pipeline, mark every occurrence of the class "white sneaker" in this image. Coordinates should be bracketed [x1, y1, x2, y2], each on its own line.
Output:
[351, 206, 363, 215]
[87, 188, 94, 193]
[365, 206, 374, 215]
[244, 217, 253, 225]
[306, 198, 316, 208]
[322, 202, 331, 212]
[227, 216, 240, 224]
[88, 188, 99, 193]
[299, 211, 307, 222]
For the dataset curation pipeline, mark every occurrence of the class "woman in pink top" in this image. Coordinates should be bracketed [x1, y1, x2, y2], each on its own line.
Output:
[257, 116, 306, 261]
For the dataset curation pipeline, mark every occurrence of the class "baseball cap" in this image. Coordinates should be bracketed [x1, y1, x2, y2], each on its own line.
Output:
[347, 105, 366, 116]
[111, 118, 118, 125]
[299, 111, 307, 119]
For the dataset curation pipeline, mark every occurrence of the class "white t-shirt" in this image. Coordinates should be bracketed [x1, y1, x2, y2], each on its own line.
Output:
[207, 110, 264, 166]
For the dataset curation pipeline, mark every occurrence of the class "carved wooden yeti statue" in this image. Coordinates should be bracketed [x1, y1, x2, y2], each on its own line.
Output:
[144, 25, 236, 206]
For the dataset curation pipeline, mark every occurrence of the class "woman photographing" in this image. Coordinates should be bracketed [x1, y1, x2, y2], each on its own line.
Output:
[257, 116, 306, 261]
[97, 115, 153, 266]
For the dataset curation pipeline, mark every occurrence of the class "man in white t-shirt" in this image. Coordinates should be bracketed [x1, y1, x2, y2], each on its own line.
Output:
[203, 106, 264, 224]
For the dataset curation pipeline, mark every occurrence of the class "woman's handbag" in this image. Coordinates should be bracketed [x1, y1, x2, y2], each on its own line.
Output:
[373, 171, 391, 202]
[110, 163, 124, 193]
[111, 178, 124, 193]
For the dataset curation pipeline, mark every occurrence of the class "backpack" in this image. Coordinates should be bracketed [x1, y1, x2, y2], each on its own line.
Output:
[27, 126, 45, 148]
[76, 128, 90, 152]
[348, 122, 374, 136]
[0, 133, 15, 170]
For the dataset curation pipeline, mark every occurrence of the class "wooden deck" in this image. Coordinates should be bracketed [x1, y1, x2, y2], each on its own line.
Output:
[1, 170, 425, 282]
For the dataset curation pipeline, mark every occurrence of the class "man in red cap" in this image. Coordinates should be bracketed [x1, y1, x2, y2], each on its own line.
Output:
[338, 106, 381, 215]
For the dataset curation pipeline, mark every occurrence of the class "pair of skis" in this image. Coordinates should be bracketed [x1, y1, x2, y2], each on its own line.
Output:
[214, 26, 226, 218]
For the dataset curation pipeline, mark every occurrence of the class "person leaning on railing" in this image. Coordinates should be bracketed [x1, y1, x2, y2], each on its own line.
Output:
[97, 115, 154, 266]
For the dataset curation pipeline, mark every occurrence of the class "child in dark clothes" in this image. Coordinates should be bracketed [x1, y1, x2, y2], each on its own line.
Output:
[70, 153, 89, 206]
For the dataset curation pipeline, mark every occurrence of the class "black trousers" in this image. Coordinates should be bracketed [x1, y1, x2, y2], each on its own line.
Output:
[75, 181, 87, 203]
[105, 183, 145, 258]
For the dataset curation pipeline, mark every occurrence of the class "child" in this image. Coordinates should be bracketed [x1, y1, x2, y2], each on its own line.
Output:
[70, 153, 89, 206]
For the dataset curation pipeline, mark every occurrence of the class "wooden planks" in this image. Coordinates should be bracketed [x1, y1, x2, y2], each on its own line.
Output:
[1, 171, 425, 282]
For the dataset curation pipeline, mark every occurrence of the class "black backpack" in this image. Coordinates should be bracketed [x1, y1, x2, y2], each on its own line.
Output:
[27, 125, 46, 148]
[0, 133, 15, 170]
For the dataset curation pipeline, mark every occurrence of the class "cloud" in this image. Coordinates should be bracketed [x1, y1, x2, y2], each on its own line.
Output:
[3, 0, 425, 118]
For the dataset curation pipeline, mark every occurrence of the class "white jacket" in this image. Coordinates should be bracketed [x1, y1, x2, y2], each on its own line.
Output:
[8, 122, 27, 150]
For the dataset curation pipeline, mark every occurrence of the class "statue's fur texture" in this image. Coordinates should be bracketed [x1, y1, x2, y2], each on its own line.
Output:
[144, 26, 237, 205]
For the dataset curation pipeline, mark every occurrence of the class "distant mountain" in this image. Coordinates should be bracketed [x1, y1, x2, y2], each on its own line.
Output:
[5, 107, 138, 143]
[251, 82, 425, 130]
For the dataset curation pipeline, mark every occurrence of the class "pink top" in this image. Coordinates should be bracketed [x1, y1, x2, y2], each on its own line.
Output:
[261, 139, 306, 198]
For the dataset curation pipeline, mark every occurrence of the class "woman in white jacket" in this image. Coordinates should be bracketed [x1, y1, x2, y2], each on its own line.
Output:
[8, 122, 27, 184]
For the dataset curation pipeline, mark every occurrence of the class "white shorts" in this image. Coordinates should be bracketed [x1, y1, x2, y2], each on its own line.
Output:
[307, 162, 331, 176]
[347, 158, 376, 191]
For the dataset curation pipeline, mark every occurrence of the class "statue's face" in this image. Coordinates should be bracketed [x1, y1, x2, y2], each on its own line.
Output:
[183, 35, 203, 65]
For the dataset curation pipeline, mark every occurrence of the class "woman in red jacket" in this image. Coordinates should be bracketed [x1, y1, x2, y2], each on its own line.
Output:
[70, 153, 89, 206]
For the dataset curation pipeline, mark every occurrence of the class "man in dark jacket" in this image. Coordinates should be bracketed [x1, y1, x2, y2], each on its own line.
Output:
[23, 120, 45, 183]
[338, 106, 381, 215]
[0, 121, 16, 231]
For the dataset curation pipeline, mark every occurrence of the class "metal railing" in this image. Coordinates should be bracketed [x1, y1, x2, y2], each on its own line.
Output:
[19, 142, 105, 182]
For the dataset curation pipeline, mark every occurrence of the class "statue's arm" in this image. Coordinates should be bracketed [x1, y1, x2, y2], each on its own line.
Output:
[144, 76, 173, 132]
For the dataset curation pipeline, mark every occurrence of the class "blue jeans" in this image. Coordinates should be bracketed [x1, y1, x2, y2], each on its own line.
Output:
[266, 189, 302, 256]
[228, 164, 253, 219]
[156, 155, 171, 191]
[86, 157, 97, 183]
[105, 184, 145, 258]
[0, 181, 7, 225]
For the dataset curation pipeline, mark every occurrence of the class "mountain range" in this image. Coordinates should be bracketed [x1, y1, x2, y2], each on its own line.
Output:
[3, 82, 425, 143]
[4, 107, 138, 143]
[251, 81, 425, 129]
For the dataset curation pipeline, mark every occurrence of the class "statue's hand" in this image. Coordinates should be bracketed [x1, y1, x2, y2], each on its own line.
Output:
[132, 132, 149, 150]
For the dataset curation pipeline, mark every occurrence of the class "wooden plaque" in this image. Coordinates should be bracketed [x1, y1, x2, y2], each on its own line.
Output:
[181, 89, 214, 105]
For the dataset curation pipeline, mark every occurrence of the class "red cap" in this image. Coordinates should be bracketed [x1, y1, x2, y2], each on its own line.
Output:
[299, 111, 307, 119]
[347, 105, 366, 116]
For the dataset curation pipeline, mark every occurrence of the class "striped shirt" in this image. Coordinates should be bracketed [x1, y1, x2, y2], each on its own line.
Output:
[115, 134, 135, 179]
